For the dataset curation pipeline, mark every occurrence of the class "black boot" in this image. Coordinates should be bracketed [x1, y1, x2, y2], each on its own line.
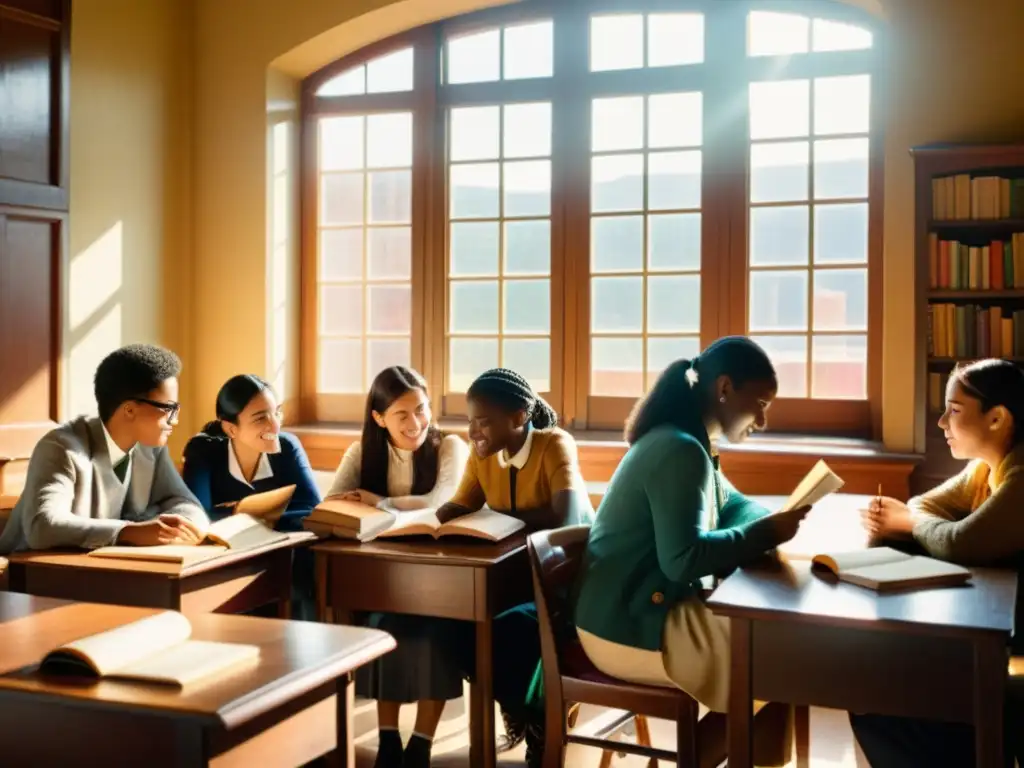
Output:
[497, 706, 527, 752]
[373, 729, 404, 768]
[403, 734, 432, 768]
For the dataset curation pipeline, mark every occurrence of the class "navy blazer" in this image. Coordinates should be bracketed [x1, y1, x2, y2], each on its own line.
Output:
[181, 431, 321, 533]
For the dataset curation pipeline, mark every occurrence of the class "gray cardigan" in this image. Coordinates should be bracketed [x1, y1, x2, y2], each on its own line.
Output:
[0, 416, 208, 553]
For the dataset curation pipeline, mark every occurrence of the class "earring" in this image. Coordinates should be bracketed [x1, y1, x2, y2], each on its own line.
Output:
[719, 396, 726, 403]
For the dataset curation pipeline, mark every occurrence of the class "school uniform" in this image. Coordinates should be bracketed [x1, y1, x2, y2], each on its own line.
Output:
[181, 431, 322, 618]
[0, 415, 208, 554]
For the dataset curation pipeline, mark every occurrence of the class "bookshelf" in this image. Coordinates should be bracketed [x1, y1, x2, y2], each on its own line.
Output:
[912, 144, 1024, 494]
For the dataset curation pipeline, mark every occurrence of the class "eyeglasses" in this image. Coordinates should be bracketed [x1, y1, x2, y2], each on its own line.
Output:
[133, 398, 181, 419]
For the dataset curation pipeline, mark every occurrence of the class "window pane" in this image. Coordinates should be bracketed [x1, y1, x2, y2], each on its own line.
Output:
[751, 141, 809, 203]
[648, 336, 701, 388]
[320, 339, 363, 393]
[648, 275, 700, 333]
[649, 92, 702, 149]
[368, 284, 411, 333]
[320, 285, 363, 335]
[814, 269, 867, 331]
[317, 66, 364, 97]
[591, 14, 643, 72]
[815, 75, 870, 136]
[504, 102, 552, 158]
[750, 80, 809, 140]
[591, 338, 643, 396]
[504, 160, 551, 217]
[592, 276, 643, 332]
[649, 151, 702, 210]
[504, 279, 550, 333]
[750, 205, 809, 267]
[320, 116, 363, 171]
[505, 220, 550, 275]
[451, 221, 499, 276]
[450, 338, 498, 391]
[367, 227, 411, 279]
[592, 154, 643, 213]
[368, 170, 411, 224]
[649, 13, 704, 67]
[451, 163, 500, 218]
[752, 335, 808, 397]
[748, 11, 809, 57]
[812, 335, 867, 398]
[592, 216, 643, 273]
[750, 271, 809, 332]
[367, 113, 412, 168]
[815, 203, 869, 264]
[320, 228, 362, 281]
[368, 338, 411, 380]
[649, 213, 701, 271]
[321, 173, 364, 225]
[592, 96, 644, 152]
[813, 19, 873, 52]
[503, 339, 550, 392]
[448, 28, 500, 84]
[814, 138, 869, 200]
[504, 21, 554, 80]
[367, 47, 414, 93]
[450, 280, 498, 332]
[451, 106, 500, 162]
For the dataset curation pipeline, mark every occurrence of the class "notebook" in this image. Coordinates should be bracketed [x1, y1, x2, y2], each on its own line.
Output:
[811, 547, 972, 592]
[39, 610, 259, 686]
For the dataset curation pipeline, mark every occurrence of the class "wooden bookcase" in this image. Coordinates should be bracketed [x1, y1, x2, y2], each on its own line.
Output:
[911, 144, 1024, 495]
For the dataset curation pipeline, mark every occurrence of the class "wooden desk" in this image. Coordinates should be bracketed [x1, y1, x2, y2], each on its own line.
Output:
[0, 591, 394, 766]
[7, 533, 314, 617]
[314, 536, 533, 768]
[708, 560, 1017, 768]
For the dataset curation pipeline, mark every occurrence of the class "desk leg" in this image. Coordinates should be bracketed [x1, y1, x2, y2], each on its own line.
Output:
[973, 635, 1005, 768]
[728, 617, 754, 768]
[470, 615, 496, 768]
[316, 551, 330, 623]
[331, 674, 355, 768]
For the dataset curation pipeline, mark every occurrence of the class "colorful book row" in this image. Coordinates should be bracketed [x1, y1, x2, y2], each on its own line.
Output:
[931, 174, 1024, 220]
[928, 233, 1024, 290]
[927, 303, 1024, 359]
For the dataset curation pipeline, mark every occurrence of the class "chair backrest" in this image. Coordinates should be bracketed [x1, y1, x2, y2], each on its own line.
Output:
[527, 525, 591, 707]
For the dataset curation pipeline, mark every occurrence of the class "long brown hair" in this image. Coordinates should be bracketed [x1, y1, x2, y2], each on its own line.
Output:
[360, 366, 442, 496]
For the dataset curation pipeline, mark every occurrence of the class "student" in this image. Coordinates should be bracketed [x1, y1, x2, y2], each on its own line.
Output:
[435, 367, 593, 767]
[854, 358, 1024, 768]
[573, 337, 809, 768]
[0, 344, 208, 554]
[327, 366, 469, 768]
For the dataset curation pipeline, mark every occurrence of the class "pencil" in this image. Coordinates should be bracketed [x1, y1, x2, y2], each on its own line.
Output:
[876, 483, 882, 509]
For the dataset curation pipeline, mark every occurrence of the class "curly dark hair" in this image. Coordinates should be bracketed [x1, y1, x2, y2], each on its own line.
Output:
[94, 344, 182, 422]
[466, 368, 558, 429]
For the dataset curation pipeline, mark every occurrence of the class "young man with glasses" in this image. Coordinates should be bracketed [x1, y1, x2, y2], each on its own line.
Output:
[0, 344, 208, 553]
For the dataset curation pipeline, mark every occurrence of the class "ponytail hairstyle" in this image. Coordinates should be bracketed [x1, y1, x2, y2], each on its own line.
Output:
[202, 375, 272, 438]
[466, 368, 558, 429]
[624, 336, 776, 446]
[950, 359, 1024, 445]
[360, 366, 443, 497]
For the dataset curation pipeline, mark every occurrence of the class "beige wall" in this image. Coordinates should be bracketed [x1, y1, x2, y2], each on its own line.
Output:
[68, 0, 194, 453]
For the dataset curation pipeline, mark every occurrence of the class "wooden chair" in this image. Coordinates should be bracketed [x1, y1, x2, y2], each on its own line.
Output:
[528, 525, 699, 767]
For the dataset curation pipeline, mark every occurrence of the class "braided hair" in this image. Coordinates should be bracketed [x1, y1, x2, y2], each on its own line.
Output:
[466, 368, 558, 429]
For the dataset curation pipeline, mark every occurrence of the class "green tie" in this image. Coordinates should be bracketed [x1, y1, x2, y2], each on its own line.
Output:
[113, 454, 130, 484]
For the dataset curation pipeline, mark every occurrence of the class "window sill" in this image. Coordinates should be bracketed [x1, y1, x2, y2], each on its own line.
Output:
[290, 423, 922, 501]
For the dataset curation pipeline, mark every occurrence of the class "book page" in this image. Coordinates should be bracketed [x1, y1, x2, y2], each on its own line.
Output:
[780, 460, 845, 512]
[207, 513, 288, 550]
[53, 611, 191, 677]
[234, 485, 295, 523]
[439, 509, 526, 541]
[375, 508, 441, 538]
[89, 544, 228, 564]
[112, 639, 260, 687]
[812, 547, 908, 574]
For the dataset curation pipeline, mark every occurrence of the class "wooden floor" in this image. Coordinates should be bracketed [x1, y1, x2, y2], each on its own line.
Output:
[350, 689, 871, 767]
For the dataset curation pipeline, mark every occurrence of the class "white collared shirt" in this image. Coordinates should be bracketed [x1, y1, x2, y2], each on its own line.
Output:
[227, 441, 274, 488]
[102, 423, 134, 486]
[496, 425, 534, 470]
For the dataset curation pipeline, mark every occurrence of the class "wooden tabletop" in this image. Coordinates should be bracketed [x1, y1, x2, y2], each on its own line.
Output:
[7, 531, 316, 578]
[312, 532, 527, 567]
[708, 559, 1017, 638]
[0, 591, 395, 728]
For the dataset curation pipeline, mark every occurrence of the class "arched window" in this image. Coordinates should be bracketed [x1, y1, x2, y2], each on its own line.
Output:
[302, 0, 881, 435]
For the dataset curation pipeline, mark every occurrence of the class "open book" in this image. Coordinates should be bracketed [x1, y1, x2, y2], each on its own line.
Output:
[88, 513, 290, 564]
[40, 611, 259, 686]
[305, 501, 525, 543]
[779, 459, 846, 511]
[811, 547, 972, 592]
[217, 484, 295, 525]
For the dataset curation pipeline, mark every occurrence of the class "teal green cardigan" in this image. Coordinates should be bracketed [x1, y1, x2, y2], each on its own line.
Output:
[573, 425, 777, 652]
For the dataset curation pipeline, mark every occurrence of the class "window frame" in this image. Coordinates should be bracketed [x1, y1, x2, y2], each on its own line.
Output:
[299, 0, 884, 437]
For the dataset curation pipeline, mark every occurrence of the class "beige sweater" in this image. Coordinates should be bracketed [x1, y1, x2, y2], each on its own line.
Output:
[911, 443, 1024, 565]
